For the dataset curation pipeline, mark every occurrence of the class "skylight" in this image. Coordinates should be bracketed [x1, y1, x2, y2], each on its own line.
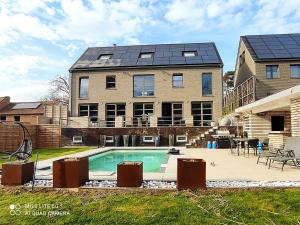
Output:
[139, 52, 154, 59]
[183, 51, 197, 57]
[98, 54, 113, 60]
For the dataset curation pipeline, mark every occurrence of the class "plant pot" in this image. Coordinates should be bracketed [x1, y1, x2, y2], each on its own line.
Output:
[53, 157, 89, 188]
[177, 158, 206, 190]
[1, 161, 34, 186]
[117, 161, 143, 187]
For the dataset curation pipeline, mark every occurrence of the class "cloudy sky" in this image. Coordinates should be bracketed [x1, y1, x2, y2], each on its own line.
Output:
[1, 0, 300, 101]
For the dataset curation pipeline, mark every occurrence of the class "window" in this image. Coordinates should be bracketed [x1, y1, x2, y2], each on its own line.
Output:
[143, 136, 154, 143]
[271, 116, 284, 131]
[79, 104, 98, 122]
[105, 136, 114, 143]
[192, 102, 213, 126]
[72, 136, 83, 144]
[176, 135, 187, 143]
[98, 54, 112, 60]
[172, 74, 183, 87]
[106, 75, 116, 89]
[139, 52, 154, 59]
[105, 103, 126, 127]
[0, 116, 6, 121]
[14, 116, 20, 122]
[202, 73, 212, 96]
[239, 51, 245, 66]
[133, 103, 154, 118]
[291, 65, 300, 78]
[79, 77, 89, 98]
[266, 65, 279, 79]
[160, 102, 183, 126]
[183, 51, 196, 57]
[133, 75, 154, 97]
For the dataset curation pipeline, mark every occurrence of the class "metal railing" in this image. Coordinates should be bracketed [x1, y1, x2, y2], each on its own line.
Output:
[223, 76, 256, 115]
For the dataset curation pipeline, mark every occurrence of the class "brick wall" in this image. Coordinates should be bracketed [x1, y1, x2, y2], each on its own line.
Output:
[291, 97, 300, 137]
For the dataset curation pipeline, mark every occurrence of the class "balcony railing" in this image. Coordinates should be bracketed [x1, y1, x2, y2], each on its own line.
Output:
[223, 76, 256, 115]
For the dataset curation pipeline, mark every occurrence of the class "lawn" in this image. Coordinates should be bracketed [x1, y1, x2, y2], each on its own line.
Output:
[0, 147, 93, 168]
[0, 188, 300, 224]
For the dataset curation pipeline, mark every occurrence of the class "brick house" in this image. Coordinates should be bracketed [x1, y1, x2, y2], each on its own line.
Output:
[69, 43, 223, 129]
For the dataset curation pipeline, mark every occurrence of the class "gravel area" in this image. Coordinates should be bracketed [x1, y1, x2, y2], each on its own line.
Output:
[24, 180, 300, 189]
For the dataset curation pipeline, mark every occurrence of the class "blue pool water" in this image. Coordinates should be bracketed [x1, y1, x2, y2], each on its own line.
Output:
[89, 150, 168, 172]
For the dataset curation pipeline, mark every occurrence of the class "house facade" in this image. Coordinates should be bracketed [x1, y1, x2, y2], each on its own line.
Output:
[224, 33, 300, 147]
[69, 43, 223, 128]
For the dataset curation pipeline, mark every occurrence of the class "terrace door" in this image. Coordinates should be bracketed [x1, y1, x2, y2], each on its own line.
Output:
[105, 103, 126, 127]
[161, 102, 183, 126]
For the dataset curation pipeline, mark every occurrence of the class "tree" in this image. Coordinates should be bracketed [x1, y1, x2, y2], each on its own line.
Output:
[223, 71, 235, 92]
[42, 75, 70, 105]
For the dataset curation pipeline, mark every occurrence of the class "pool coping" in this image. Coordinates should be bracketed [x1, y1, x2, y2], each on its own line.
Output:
[36, 147, 185, 181]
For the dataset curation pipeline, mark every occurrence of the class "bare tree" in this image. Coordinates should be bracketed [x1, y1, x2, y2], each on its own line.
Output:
[42, 75, 70, 105]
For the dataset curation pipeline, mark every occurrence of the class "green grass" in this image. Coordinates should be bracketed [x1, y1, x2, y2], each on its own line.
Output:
[0, 188, 300, 224]
[0, 147, 93, 168]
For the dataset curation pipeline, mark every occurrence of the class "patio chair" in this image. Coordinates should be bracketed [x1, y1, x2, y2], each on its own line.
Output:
[229, 137, 238, 154]
[257, 143, 284, 165]
[247, 138, 259, 156]
[268, 137, 300, 171]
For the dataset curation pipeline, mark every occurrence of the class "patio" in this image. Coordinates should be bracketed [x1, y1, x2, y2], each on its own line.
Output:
[33, 147, 300, 182]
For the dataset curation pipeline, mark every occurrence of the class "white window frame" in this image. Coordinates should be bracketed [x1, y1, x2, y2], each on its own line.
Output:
[72, 136, 83, 144]
[105, 136, 114, 143]
[143, 136, 154, 143]
[176, 135, 187, 143]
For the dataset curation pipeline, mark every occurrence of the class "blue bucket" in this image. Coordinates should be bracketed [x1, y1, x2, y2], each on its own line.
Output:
[212, 141, 217, 149]
[207, 141, 212, 149]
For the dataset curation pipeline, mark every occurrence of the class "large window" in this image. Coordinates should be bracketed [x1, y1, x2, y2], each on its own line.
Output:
[133, 75, 154, 97]
[106, 75, 116, 89]
[291, 65, 300, 78]
[266, 65, 279, 79]
[105, 103, 126, 127]
[202, 73, 212, 96]
[271, 116, 284, 131]
[172, 74, 183, 88]
[0, 115, 6, 121]
[191, 102, 213, 127]
[79, 77, 89, 98]
[79, 104, 98, 122]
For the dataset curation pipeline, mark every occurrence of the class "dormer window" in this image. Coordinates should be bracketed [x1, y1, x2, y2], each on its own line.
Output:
[98, 54, 112, 60]
[183, 51, 197, 57]
[139, 52, 154, 59]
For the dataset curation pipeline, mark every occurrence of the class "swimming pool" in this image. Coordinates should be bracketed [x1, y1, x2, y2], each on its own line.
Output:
[89, 150, 168, 172]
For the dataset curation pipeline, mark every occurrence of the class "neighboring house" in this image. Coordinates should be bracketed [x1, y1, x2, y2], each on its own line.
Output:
[224, 33, 300, 114]
[69, 43, 223, 128]
[224, 33, 300, 147]
[0, 96, 68, 125]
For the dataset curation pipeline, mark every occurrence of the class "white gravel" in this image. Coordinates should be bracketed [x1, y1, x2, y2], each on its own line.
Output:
[24, 179, 300, 189]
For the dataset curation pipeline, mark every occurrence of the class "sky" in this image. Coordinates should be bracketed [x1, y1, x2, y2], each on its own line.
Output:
[1, 0, 300, 101]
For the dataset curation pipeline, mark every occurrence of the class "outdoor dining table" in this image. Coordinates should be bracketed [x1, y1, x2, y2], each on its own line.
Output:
[233, 138, 250, 156]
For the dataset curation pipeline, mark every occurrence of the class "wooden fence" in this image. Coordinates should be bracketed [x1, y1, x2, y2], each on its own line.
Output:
[0, 124, 61, 152]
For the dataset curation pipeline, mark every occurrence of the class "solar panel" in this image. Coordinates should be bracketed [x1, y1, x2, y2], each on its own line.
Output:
[12, 103, 41, 109]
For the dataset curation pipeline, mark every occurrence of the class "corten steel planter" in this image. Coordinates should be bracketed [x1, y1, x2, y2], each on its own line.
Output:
[53, 157, 89, 188]
[1, 161, 34, 186]
[117, 162, 143, 187]
[177, 158, 206, 190]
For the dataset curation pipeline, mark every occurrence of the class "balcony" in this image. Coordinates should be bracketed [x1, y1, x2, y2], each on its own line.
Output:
[223, 76, 256, 115]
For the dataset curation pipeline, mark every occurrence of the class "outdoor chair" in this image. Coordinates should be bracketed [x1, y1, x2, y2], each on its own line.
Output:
[229, 137, 238, 154]
[247, 138, 259, 156]
[257, 143, 284, 165]
[268, 137, 300, 171]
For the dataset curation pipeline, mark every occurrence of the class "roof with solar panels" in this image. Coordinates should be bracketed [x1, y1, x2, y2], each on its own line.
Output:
[70, 42, 223, 72]
[241, 33, 300, 61]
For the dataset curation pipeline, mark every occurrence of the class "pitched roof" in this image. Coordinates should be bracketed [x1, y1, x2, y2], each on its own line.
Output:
[0, 102, 44, 115]
[242, 33, 300, 61]
[70, 43, 223, 71]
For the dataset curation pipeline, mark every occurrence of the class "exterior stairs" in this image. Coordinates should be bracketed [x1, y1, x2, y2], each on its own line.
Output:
[186, 126, 219, 148]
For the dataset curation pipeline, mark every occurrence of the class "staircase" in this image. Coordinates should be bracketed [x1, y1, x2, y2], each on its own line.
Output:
[185, 126, 219, 148]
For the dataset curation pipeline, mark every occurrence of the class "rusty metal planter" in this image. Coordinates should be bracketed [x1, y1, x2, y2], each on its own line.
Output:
[53, 157, 89, 188]
[1, 161, 34, 186]
[177, 158, 206, 190]
[117, 161, 143, 187]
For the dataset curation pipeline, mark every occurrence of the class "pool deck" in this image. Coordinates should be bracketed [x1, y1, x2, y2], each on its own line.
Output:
[34, 147, 300, 182]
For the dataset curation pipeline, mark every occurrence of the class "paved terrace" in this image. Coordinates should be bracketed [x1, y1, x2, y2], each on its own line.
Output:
[33, 147, 300, 182]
